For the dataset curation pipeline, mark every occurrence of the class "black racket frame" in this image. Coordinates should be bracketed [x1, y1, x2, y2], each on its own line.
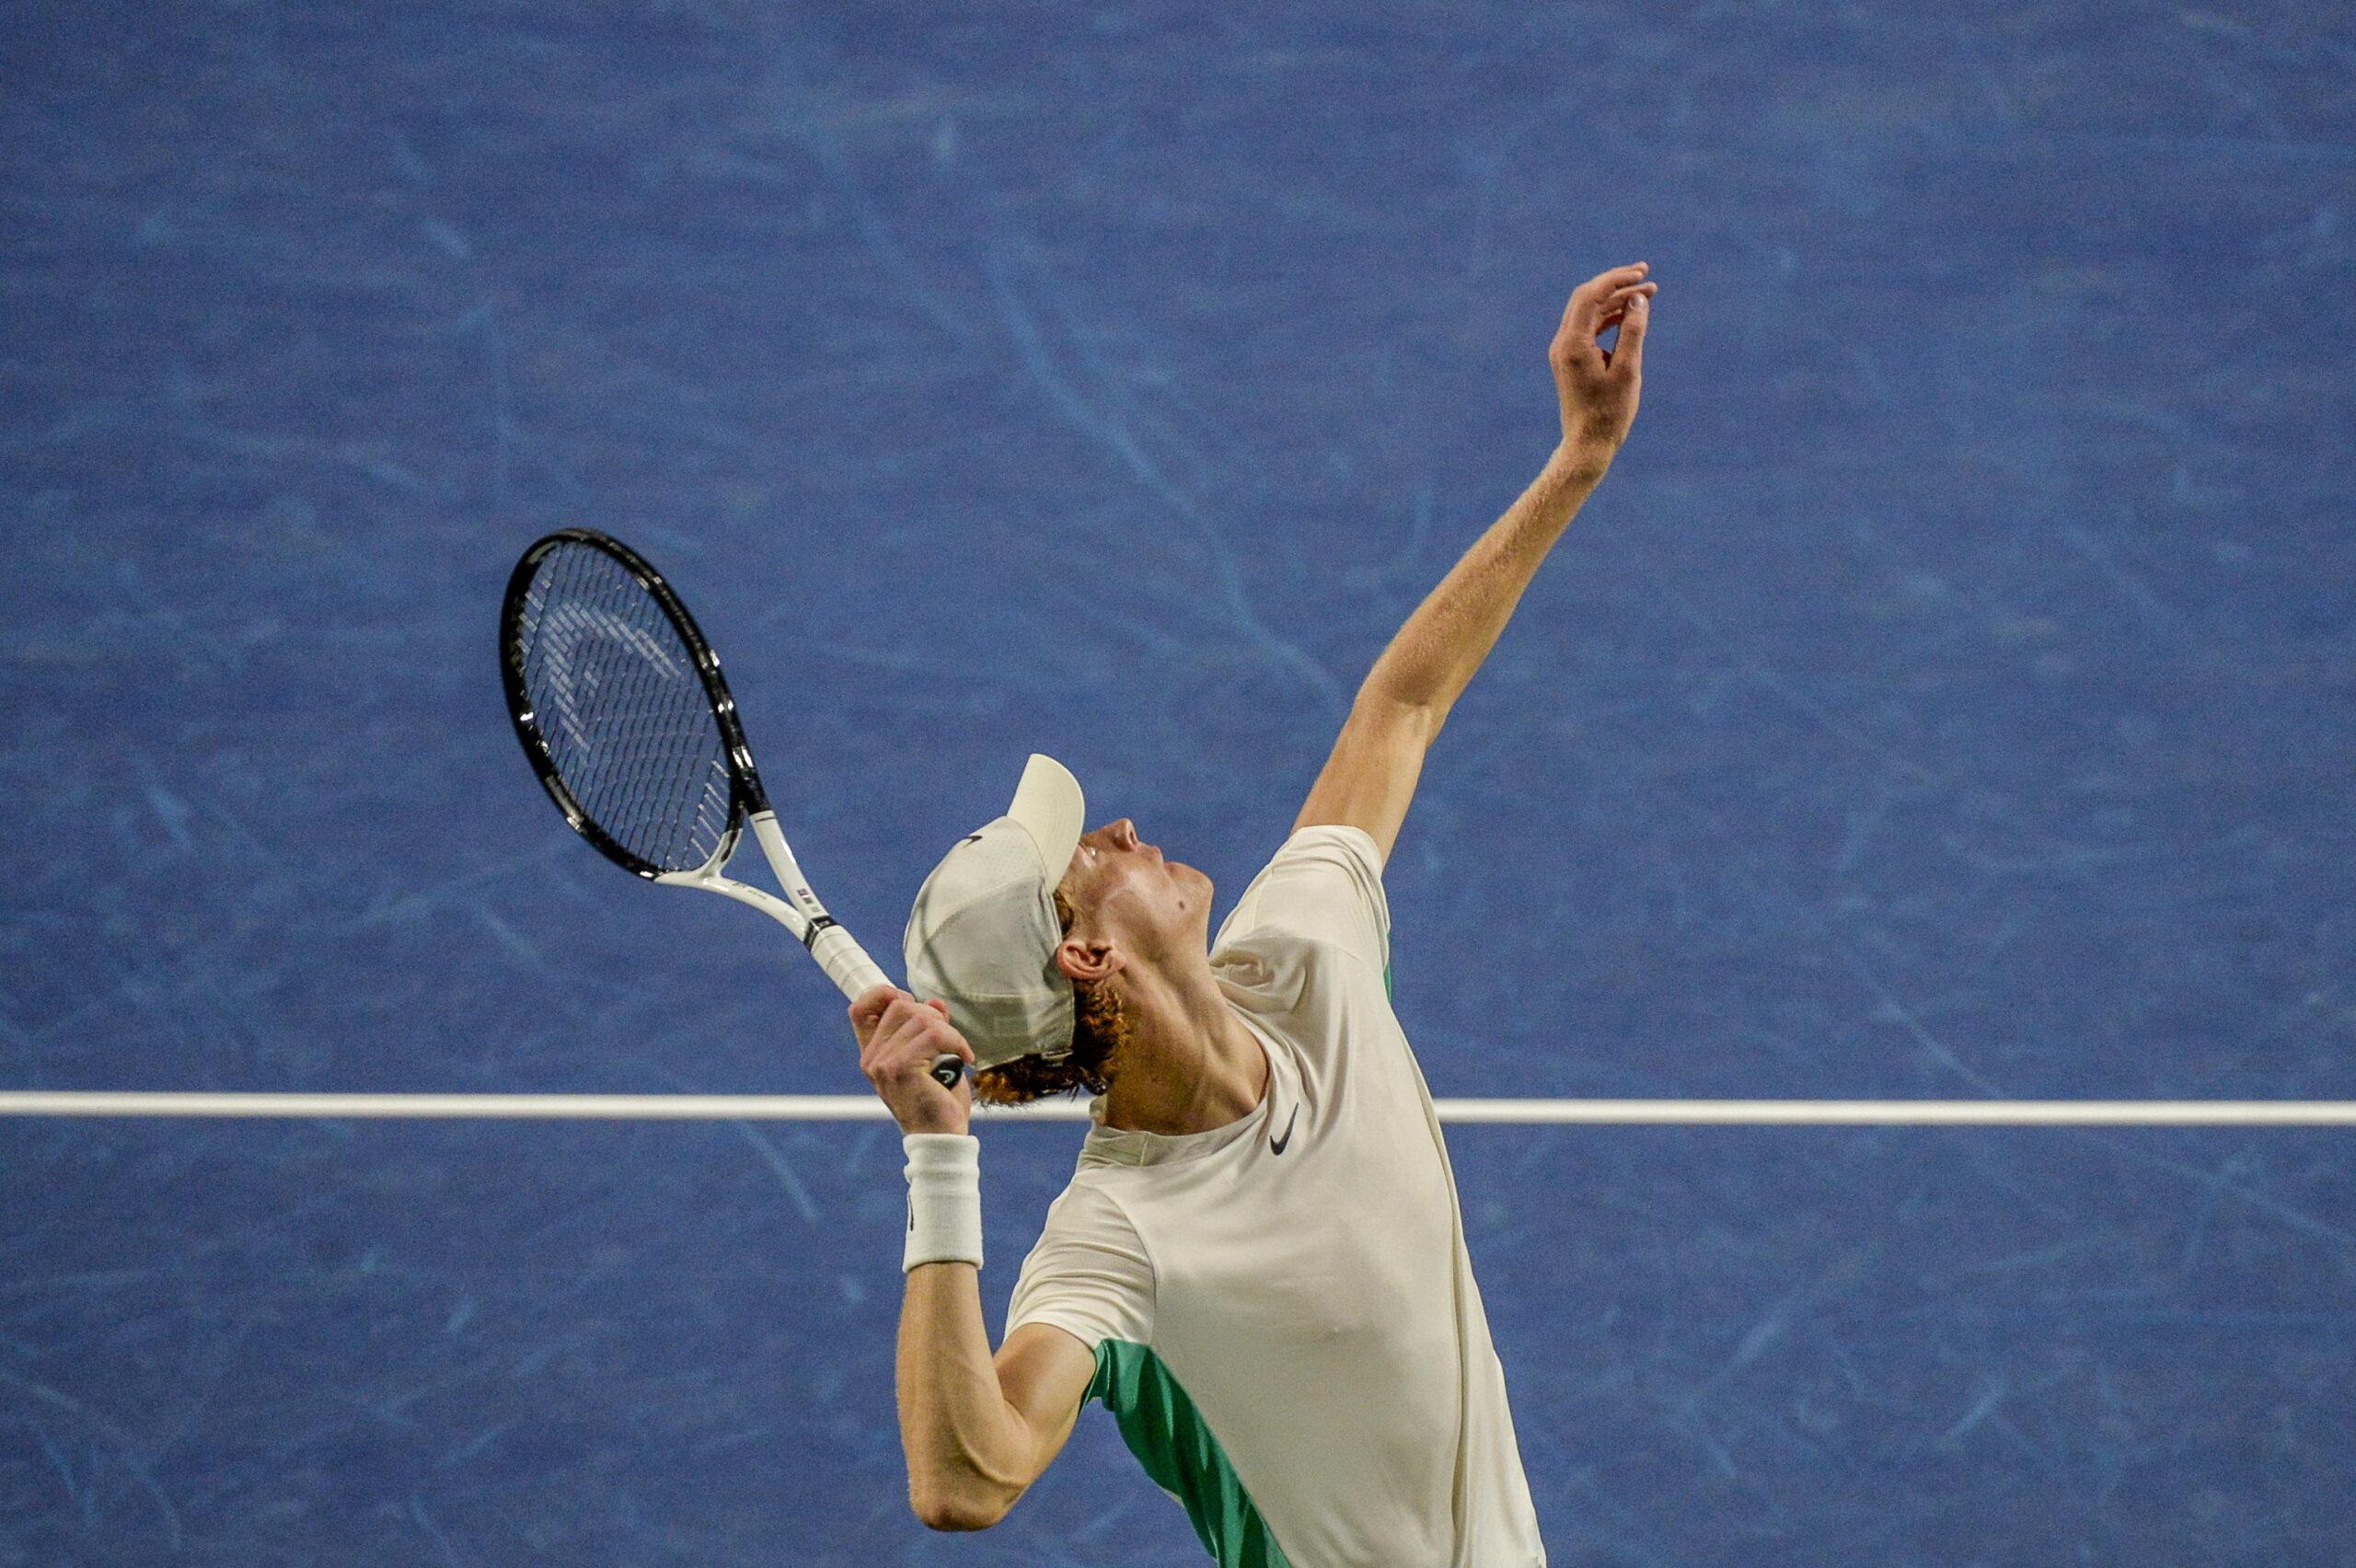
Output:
[498, 527, 774, 881]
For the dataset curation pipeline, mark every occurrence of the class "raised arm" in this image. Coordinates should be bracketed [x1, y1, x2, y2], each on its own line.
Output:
[1298, 264, 1656, 857]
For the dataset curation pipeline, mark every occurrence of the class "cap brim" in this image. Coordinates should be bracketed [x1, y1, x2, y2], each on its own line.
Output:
[1006, 754, 1085, 888]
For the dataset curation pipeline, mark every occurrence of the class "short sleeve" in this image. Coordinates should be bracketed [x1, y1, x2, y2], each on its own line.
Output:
[1211, 824, 1392, 977]
[1005, 1180, 1154, 1352]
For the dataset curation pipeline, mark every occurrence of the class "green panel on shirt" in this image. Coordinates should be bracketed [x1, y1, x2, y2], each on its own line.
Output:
[1384, 959, 1392, 999]
[1088, 1339, 1292, 1567]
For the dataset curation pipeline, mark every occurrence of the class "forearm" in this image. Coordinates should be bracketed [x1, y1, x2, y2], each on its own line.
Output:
[895, 1262, 1031, 1524]
[1361, 439, 1612, 725]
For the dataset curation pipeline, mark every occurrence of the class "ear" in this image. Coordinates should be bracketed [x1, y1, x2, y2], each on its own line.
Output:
[1054, 936, 1122, 986]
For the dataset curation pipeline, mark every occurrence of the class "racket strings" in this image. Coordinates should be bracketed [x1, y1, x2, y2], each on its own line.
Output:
[552, 570, 728, 863]
[534, 571, 727, 867]
[513, 542, 736, 872]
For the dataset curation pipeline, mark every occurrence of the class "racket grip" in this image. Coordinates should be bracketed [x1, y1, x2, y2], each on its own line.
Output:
[808, 920, 890, 1003]
[809, 923, 965, 1090]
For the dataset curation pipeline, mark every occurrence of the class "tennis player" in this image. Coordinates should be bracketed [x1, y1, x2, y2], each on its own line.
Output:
[849, 263, 1654, 1564]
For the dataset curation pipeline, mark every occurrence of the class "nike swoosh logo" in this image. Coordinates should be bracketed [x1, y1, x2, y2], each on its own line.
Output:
[960, 834, 984, 846]
[1269, 1104, 1299, 1156]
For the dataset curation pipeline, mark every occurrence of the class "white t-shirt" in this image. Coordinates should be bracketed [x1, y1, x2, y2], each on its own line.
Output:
[1005, 824, 1545, 1567]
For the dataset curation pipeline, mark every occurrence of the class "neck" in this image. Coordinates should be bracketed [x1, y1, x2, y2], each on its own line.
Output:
[1101, 953, 1268, 1136]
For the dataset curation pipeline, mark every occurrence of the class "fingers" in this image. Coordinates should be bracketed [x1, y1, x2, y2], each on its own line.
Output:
[905, 999, 968, 1060]
[848, 984, 911, 1030]
[1613, 288, 1648, 373]
[1553, 269, 1657, 381]
[854, 993, 975, 1132]
[1597, 280, 1657, 320]
[863, 994, 925, 1044]
[1591, 281, 1655, 375]
[1559, 262, 1648, 338]
[1594, 284, 1655, 342]
[860, 995, 968, 1077]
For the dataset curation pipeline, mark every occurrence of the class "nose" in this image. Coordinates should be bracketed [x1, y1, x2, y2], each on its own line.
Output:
[1111, 819, 1139, 849]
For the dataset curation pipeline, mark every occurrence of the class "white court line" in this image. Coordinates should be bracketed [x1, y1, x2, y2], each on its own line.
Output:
[2, 1092, 2353, 1125]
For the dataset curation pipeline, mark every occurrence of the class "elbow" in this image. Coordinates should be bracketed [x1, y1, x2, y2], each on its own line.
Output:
[910, 1481, 1010, 1533]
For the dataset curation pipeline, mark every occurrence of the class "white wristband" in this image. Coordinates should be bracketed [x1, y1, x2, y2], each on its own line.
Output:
[902, 1133, 983, 1273]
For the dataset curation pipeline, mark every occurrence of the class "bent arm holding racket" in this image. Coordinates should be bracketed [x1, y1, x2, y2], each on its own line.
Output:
[849, 988, 1096, 1531]
[847, 262, 1654, 1534]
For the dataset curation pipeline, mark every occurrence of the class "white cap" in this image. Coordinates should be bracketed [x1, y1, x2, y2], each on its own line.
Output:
[902, 754, 1088, 1070]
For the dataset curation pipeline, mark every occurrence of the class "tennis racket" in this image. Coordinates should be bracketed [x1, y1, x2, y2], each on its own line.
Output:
[499, 527, 964, 1090]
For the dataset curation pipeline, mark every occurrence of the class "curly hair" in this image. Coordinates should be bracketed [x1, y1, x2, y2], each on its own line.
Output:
[972, 886, 1131, 1107]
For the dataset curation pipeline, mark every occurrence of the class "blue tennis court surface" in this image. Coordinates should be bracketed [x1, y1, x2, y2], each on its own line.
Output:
[5, 3, 2351, 1562]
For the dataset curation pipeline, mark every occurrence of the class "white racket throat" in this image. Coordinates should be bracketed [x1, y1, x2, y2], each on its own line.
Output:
[502, 530, 965, 1090]
[654, 811, 892, 1002]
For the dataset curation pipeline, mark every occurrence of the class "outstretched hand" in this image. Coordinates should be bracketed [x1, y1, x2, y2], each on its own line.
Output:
[1550, 262, 1656, 458]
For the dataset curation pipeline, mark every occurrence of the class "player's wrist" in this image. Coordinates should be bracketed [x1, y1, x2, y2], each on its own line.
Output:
[1547, 433, 1618, 483]
[902, 1133, 983, 1272]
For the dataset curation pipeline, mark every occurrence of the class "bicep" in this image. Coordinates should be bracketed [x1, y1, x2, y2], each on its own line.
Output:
[1292, 692, 1435, 866]
[994, 1321, 1098, 1484]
